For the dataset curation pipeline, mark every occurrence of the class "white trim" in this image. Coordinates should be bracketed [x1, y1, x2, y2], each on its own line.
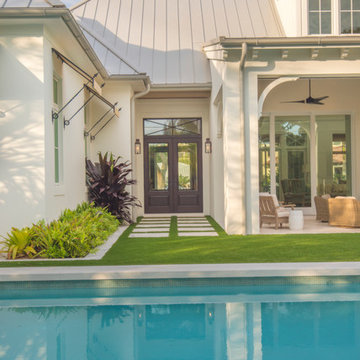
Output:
[258, 77, 299, 118]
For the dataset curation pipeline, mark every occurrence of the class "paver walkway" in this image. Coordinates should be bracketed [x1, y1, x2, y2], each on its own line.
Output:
[129, 216, 218, 238]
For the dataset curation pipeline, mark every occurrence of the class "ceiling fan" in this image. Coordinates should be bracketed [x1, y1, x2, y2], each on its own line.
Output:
[282, 79, 329, 105]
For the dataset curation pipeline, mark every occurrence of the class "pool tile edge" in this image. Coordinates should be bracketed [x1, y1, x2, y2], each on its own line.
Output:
[2, 262, 360, 282]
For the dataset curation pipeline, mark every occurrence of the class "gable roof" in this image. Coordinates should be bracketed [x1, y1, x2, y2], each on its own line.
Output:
[72, 0, 285, 85]
[0, 0, 64, 7]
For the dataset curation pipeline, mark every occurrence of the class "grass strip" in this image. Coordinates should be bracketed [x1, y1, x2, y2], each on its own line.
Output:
[2, 217, 360, 267]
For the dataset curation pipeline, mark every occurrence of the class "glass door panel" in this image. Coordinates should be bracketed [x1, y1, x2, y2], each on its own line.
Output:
[316, 115, 352, 196]
[149, 143, 169, 191]
[275, 116, 311, 207]
[177, 143, 198, 191]
[259, 117, 271, 193]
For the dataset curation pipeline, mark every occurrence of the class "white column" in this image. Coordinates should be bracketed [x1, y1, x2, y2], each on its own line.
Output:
[222, 61, 246, 234]
[244, 71, 260, 234]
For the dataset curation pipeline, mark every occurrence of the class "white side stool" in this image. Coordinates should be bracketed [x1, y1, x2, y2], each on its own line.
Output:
[289, 210, 304, 230]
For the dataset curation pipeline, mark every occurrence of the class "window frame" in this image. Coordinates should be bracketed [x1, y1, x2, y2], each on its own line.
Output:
[52, 73, 63, 185]
[307, 0, 333, 35]
[339, 0, 360, 34]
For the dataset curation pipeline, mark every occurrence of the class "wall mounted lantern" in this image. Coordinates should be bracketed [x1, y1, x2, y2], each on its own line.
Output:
[135, 139, 141, 154]
[205, 138, 212, 154]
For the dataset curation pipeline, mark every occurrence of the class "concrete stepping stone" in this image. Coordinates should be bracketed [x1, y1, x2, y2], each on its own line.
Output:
[139, 220, 171, 223]
[178, 232, 218, 237]
[129, 233, 169, 238]
[177, 219, 208, 222]
[178, 227, 214, 231]
[138, 222, 170, 225]
[133, 228, 169, 232]
[136, 225, 170, 228]
[139, 218, 171, 220]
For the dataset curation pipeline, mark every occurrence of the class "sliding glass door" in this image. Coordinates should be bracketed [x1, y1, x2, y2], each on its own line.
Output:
[316, 115, 352, 197]
[259, 114, 352, 210]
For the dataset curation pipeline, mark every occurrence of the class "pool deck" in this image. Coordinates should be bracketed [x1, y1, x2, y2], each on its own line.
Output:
[3, 262, 360, 282]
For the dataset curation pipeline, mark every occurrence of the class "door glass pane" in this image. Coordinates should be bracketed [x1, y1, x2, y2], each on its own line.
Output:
[173, 119, 201, 135]
[144, 119, 201, 136]
[259, 117, 270, 192]
[316, 115, 352, 197]
[178, 143, 198, 190]
[354, 0, 360, 10]
[275, 116, 311, 207]
[149, 143, 168, 190]
[144, 119, 173, 136]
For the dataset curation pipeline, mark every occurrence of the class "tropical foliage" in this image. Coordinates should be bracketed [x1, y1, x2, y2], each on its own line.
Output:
[1, 203, 119, 259]
[86, 152, 140, 223]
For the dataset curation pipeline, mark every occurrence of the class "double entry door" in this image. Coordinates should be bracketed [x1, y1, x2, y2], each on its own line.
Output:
[144, 136, 203, 213]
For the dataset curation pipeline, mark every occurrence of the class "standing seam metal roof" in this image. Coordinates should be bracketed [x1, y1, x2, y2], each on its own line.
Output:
[72, 0, 285, 85]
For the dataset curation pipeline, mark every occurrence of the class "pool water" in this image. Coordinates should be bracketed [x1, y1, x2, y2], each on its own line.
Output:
[1, 277, 360, 360]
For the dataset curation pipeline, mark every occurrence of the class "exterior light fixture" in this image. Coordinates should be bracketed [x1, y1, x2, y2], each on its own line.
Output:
[135, 138, 141, 154]
[205, 138, 212, 154]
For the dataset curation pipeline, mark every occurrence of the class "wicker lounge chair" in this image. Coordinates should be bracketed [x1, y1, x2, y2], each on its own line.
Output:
[259, 194, 294, 229]
[328, 197, 360, 227]
[314, 195, 330, 222]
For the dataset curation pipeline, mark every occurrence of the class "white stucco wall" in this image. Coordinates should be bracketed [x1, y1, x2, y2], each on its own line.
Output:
[88, 82, 133, 164]
[0, 25, 46, 236]
[0, 20, 103, 236]
[209, 61, 225, 229]
[43, 36, 88, 222]
[274, 0, 301, 36]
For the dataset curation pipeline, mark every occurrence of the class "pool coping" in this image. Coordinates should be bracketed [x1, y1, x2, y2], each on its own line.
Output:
[3, 262, 360, 282]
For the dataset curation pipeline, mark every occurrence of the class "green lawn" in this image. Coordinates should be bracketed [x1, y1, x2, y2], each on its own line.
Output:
[1, 216, 360, 267]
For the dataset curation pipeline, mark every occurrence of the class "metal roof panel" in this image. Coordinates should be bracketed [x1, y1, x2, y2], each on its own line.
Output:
[72, 0, 284, 84]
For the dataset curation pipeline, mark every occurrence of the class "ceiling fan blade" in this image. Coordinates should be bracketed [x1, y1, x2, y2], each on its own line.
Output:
[281, 100, 306, 104]
[280, 80, 329, 105]
[313, 96, 329, 101]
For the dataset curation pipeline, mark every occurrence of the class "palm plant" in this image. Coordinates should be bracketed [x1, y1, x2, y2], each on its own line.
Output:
[1, 227, 38, 259]
[86, 152, 140, 223]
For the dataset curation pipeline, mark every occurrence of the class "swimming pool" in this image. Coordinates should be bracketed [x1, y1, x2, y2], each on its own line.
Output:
[1, 276, 360, 360]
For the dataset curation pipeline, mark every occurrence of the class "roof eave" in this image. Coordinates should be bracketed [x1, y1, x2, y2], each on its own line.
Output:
[0, 7, 109, 79]
[204, 36, 360, 50]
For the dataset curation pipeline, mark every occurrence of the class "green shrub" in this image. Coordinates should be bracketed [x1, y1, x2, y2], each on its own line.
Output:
[1, 227, 38, 259]
[86, 152, 141, 223]
[1, 203, 119, 259]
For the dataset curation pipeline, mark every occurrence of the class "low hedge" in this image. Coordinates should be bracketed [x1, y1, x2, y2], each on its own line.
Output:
[1, 202, 119, 259]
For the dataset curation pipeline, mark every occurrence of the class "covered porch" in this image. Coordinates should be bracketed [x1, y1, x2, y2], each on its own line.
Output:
[205, 37, 360, 235]
[260, 215, 360, 234]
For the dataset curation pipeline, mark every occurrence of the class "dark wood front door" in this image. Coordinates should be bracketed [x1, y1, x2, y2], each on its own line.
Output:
[143, 119, 203, 213]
